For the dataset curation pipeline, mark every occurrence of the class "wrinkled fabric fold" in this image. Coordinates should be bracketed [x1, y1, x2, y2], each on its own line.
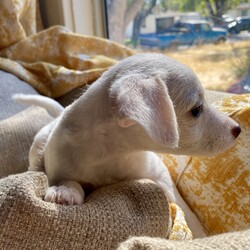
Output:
[0, 1, 135, 98]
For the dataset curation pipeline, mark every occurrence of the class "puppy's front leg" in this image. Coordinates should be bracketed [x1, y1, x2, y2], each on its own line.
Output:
[158, 171, 206, 238]
[45, 180, 85, 205]
[29, 122, 55, 172]
[147, 154, 206, 238]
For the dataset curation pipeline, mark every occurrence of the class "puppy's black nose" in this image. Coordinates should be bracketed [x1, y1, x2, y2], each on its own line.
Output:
[231, 126, 241, 138]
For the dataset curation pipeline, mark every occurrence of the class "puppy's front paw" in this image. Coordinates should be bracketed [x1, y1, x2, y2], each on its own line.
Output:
[44, 185, 84, 205]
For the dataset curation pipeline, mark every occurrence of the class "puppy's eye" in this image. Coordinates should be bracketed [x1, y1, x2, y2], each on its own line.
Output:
[191, 105, 203, 118]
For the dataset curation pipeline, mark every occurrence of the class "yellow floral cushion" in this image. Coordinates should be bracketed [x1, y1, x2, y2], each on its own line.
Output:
[0, 0, 43, 49]
[0, 26, 135, 98]
[169, 203, 193, 240]
[163, 94, 250, 235]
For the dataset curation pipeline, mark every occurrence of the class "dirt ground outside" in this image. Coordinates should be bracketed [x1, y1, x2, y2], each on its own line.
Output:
[139, 40, 250, 92]
[163, 40, 250, 92]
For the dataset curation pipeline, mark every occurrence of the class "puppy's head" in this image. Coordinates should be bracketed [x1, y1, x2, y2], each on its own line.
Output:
[108, 53, 240, 156]
[164, 66, 241, 156]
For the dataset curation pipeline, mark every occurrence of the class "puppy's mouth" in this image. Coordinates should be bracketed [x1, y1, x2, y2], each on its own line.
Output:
[200, 135, 238, 157]
[171, 136, 238, 157]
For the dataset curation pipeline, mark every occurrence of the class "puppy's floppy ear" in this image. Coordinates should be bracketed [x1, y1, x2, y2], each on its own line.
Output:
[109, 74, 179, 148]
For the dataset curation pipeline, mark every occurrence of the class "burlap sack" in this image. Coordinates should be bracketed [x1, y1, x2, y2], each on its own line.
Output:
[0, 106, 52, 178]
[0, 171, 171, 250]
[118, 229, 250, 250]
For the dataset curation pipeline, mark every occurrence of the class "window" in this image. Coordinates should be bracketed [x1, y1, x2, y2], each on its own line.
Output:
[156, 17, 175, 33]
[105, 0, 250, 94]
[200, 23, 212, 32]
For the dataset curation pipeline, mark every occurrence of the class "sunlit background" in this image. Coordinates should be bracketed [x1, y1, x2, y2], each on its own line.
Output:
[105, 0, 250, 94]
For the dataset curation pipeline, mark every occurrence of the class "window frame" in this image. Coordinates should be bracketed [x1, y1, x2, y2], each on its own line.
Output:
[39, 0, 108, 38]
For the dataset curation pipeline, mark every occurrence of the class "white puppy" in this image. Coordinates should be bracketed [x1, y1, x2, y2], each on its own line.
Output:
[14, 53, 241, 238]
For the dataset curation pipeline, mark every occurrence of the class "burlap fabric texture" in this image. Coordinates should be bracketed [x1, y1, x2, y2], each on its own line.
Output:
[0, 171, 171, 250]
[118, 229, 250, 250]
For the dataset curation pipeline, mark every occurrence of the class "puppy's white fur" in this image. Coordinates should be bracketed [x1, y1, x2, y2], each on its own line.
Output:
[14, 53, 240, 238]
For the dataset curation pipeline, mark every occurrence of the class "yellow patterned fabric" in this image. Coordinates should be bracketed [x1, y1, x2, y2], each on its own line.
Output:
[0, 0, 43, 49]
[0, 0, 135, 98]
[169, 203, 193, 240]
[164, 94, 250, 236]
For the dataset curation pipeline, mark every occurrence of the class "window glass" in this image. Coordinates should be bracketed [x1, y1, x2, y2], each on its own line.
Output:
[105, 0, 250, 94]
[200, 23, 212, 31]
